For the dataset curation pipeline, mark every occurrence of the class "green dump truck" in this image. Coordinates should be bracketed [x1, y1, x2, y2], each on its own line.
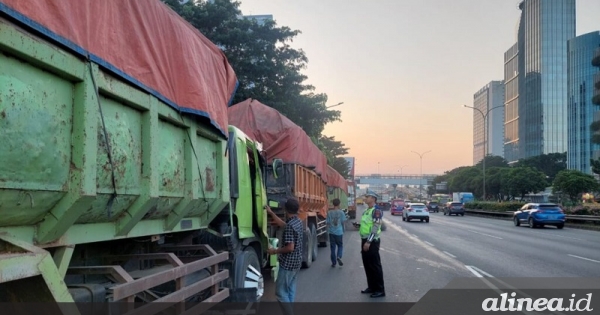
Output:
[0, 0, 272, 309]
[229, 99, 349, 270]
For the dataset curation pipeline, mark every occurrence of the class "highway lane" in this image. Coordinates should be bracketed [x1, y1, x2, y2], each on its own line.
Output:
[261, 217, 474, 302]
[261, 211, 600, 303]
[385, 212, 600, 278]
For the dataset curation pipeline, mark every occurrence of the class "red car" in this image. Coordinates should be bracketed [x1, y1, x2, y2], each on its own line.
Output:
[390, 199, 406, 216]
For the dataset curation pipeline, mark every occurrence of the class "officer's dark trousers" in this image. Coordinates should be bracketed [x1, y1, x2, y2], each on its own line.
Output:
[361, 238, 385, 293]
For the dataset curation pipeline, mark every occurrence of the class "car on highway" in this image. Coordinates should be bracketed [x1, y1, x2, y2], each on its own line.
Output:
[444, 202, 465, 216]
[426, 201, 440, 213]
[513, 203, 565, 229]
[376, 201, 391, 211]
[403, 202, 429, 222]
[390, 199, 406, 216]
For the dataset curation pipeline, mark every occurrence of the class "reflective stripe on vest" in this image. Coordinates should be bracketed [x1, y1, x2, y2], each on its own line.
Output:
[360, 207, 381, 239]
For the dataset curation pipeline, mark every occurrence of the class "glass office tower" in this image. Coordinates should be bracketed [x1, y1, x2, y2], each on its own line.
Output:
[516, 0, 575, 160]
[504, 43, 519, 163]
[567, 31, 600, 174]
[473, 81, 505, 165]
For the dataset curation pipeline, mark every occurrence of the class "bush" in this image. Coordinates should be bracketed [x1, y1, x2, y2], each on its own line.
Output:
[464, 201, 525, 212]
[565, 204, 600, 216]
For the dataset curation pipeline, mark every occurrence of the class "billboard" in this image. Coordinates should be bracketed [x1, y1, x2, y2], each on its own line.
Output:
[343, 156, 355, 178]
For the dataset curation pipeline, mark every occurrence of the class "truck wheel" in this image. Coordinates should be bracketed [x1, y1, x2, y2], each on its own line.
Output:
[301, 226, 313, 268]
[310, 224, 318, 261]
[233, 247, 264, 301]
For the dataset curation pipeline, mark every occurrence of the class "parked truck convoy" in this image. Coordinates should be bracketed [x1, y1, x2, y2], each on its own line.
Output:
[228, 99, 348, 269]
[0, 0, 348, 311]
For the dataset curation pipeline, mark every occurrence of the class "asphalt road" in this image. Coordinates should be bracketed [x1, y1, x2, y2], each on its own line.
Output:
[390, 211, 600, 277]
[261, 211, 600, 302]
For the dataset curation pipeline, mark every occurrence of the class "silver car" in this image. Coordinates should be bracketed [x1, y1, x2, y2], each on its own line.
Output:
[403, 202, 430, 223]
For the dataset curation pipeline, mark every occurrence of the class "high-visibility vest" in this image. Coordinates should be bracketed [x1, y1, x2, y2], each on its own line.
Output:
[359, 207, 381, 240]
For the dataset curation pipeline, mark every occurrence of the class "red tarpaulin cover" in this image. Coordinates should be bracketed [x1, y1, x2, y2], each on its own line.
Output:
[326, 165, 348, 192]
[0, 0, 237, 136]
[228, 99, 332, 179]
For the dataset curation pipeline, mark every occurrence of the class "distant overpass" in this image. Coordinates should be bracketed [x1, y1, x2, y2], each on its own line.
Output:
[355, 174, 440, 186]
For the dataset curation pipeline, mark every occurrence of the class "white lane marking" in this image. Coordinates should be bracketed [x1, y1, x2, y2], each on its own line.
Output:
[465, 265, 484, 278]
[465, 265, 495, 278]
[469, 265, 494, 277]
[466, 229, 503, 240]
[568, 254, 600, 264]
[423, 241, 434, 247]
[382, 218, 469, 271]
[533, 232, 585, 241]
[380, 247, 401, 255]
[443, 251, 456, 258]
[411, 234, 419, 238]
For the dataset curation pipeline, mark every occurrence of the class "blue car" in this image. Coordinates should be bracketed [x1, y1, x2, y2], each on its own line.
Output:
[513, 203, 565, 229]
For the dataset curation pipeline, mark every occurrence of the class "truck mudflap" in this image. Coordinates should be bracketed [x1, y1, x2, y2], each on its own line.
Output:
[0, 234, 230, 315]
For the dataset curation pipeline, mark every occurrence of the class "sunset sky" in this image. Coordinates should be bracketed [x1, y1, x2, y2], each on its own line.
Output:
[237, 0, 600, 176]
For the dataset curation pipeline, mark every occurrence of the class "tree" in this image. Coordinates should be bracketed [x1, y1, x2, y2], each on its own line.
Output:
[449, 167, 481, 193]
[427, 184, 436, 196]
[514, 152, 567, 182]
[552, 170, 599, 202]
[474, 155, 509, 169]
[504, 167, 548, 199]
[162, 0, 340, 138]
[430, 166, 471, 194]
[590, 158, 600, 176]
[485, 167, 511, 200]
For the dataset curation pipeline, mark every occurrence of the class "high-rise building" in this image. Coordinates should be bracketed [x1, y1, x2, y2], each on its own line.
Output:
[243, 14, 274, 26]
[567, 32, 600, 174]
[472, 81, 505, 164]
[504, 43, 519, 163]
[505, 0, 576, 163]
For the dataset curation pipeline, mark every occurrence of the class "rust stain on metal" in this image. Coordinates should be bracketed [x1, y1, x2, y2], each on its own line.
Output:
[70, 162, 81, 172]
[0, 110, 5, 118]
[205, 167, 214, 191]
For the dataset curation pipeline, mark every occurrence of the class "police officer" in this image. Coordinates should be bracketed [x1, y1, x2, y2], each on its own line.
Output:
[356, 192, 385, 298]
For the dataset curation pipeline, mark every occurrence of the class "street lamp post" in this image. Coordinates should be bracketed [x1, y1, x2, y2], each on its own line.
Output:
[463, 104, 503, 200]
[326, 102, 344, 109]
[395, 164, 408, 177]
[411, 151, 431, 201]
[395, 164, 407, 199]
[377, 162, 381, 196]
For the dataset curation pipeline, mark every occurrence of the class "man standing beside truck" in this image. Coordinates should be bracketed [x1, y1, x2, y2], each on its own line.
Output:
[327, 198, 346, 267]
[267, 198, 303, 313]
[355, 192, 386, 298]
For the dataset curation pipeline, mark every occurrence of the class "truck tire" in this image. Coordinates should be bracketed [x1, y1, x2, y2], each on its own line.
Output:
[232, 247, 264, 301]
[301, 226, 313, 268]
[310, 224, 318, 261]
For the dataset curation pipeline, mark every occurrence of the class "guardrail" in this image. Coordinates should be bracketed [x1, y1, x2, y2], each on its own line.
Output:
[464, 209, 600, 225]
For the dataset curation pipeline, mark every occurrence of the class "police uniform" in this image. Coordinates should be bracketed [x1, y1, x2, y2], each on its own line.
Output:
[359, 196, 385, 298]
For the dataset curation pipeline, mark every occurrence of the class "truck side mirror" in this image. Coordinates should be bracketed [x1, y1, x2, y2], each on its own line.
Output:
[272, 158, 283, 179]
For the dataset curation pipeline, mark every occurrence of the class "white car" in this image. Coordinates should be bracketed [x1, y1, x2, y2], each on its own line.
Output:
[403, 202, 430, 223]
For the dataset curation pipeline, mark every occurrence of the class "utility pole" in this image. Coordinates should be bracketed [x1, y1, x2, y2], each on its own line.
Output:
[411, 150, 431, 201]
[464, 104, 503, 200]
